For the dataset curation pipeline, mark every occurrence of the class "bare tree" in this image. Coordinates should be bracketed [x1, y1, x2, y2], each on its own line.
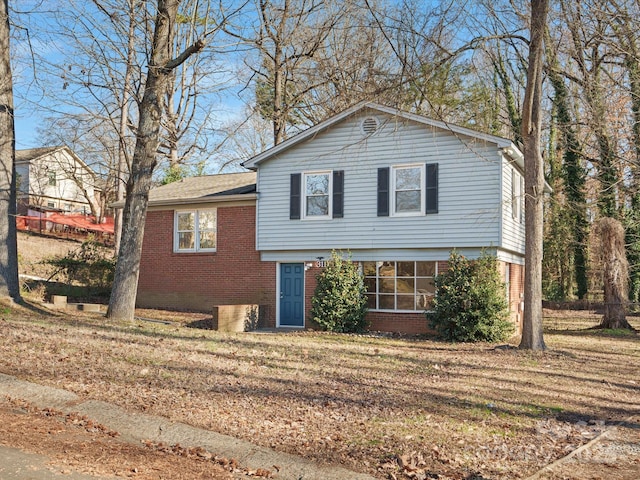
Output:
[0, 0, 20, 302]
[23, 0, 229, 249]
[519, 0, 549, 350]
[227, 0, 348, 145]
[106, 0, 210, 321]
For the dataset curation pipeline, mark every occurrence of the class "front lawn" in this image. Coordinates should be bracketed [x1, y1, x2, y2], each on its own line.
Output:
[0, 303, 638, 479]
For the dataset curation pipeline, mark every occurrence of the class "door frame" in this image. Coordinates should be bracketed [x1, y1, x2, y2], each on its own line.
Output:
[276, 262, 305, 328]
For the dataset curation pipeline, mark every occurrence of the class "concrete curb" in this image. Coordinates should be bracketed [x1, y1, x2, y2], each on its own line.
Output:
[0, 373, 375, 480]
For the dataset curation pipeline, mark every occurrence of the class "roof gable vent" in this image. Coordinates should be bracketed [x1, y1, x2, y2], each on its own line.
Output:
[361, 116, 380, 135]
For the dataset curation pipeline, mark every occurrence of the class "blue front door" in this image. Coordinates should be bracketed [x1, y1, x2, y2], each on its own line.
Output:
[279, 263, 304, 327]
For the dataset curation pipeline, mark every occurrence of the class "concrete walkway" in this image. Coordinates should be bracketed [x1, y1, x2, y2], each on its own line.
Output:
[0, 373, 375, 480]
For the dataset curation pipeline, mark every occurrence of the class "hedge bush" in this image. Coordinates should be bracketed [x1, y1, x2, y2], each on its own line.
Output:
[44, 240, 115, 290]
[427, 251, 513, 342]
[310, 251, 368, 333]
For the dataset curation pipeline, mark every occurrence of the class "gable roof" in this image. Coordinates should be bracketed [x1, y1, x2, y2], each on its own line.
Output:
[242, 102, 524, 170]
[137, 171, 257, 208]
[16, 145, 97, 180]
[16, 146, 64, 163]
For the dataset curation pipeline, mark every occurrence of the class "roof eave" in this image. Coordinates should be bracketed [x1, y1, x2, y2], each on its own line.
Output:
[500, 146, 553, 194]
[110, 192, 257, 210]
[242, 102, 526, 170]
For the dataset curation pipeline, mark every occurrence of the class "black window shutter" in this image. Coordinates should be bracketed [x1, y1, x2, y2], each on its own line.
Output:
[377, 167, 390, 217]
[425, 163, 438, 214]
[290, 173, 301, 220]
[333, 170, 344, 218]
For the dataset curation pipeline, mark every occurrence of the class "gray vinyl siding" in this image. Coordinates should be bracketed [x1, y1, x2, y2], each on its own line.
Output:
[501, 160, 526, 255]
[256, 112, 506, 252]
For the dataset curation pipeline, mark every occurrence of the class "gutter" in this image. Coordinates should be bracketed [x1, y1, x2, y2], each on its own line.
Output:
[110, 192, 257, 209]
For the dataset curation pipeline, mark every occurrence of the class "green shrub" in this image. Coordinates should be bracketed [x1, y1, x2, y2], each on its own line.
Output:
[44, 240, 115, 290]
[310, 251, 368, 333]
[427, 251, 513, 342]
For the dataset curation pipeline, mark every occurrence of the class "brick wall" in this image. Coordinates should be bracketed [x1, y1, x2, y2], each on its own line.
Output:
[367, 311, 433, 335]
[510, 262, 525, 333]
[304, 266, 320, 329]
[500, 261, 525, 333]
[137, 205, 276, 326]
[303, 263, 440, 335]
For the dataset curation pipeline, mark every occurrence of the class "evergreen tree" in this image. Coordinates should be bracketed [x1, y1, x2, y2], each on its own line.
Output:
[428, 251, 513, 342]
[310, 251, 368, 333]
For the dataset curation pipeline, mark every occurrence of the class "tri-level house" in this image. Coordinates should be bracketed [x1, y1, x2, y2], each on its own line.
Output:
[136, 103, 528, 334]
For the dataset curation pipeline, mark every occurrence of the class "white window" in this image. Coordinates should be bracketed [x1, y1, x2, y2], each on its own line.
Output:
[303, 172, 332, 219]
[174, 209, 217, 252]
[392, 164, 424, 216]
[362, 261, 438, 312]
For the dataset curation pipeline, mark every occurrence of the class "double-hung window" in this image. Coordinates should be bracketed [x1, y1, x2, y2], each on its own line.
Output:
[378, 163, 438, 217]
[290, 170, 344, 220]
[511, 168, 524, 223]
[304, 172, 331, 218]
[392, 164, 424, 215]
[174, 209, 217, 252]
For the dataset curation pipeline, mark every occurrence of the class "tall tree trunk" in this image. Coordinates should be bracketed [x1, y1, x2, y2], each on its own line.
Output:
[107, 0, 180, 321]
[107, 0, 205, 320]
[598, 217, 633, 330]
[0, 0, 20, 302]
[519, 0, 548, 350]
[114, 0, 139, 254]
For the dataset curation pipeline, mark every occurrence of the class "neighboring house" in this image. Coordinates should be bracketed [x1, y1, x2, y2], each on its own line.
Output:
[137, 103, 532, 334]
[16, 146, 100, 216]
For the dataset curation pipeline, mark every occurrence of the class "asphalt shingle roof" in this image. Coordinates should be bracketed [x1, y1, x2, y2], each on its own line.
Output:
[147, 171, 257, 206]
[16, 146, 64, 163]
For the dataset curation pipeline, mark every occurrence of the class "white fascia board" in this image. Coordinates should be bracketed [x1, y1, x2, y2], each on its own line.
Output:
[110, 193, 257, 210]
[242, 101, 525, 170]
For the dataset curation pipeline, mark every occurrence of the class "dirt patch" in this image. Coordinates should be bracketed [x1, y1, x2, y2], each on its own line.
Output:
[0, 303, 638, 479]
[17, 232, 84, 279]
[0, 397, 236, 479]
[530, 418, 640, 479]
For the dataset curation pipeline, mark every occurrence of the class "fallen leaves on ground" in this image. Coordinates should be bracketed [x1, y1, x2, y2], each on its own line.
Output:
[1, 305, 638, 479]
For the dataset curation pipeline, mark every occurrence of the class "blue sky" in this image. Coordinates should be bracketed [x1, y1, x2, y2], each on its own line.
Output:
[9, 0, 250, 157]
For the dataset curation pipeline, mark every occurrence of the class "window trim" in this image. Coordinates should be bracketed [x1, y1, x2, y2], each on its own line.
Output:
[173, 208, 217, 253]
[302, 171, 333, 220]
[391, 164, 425, 217]
[511, 168, 524, 223]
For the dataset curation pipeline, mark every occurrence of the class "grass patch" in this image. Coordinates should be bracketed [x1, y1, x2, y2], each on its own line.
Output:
[1, 306, 638, 479]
